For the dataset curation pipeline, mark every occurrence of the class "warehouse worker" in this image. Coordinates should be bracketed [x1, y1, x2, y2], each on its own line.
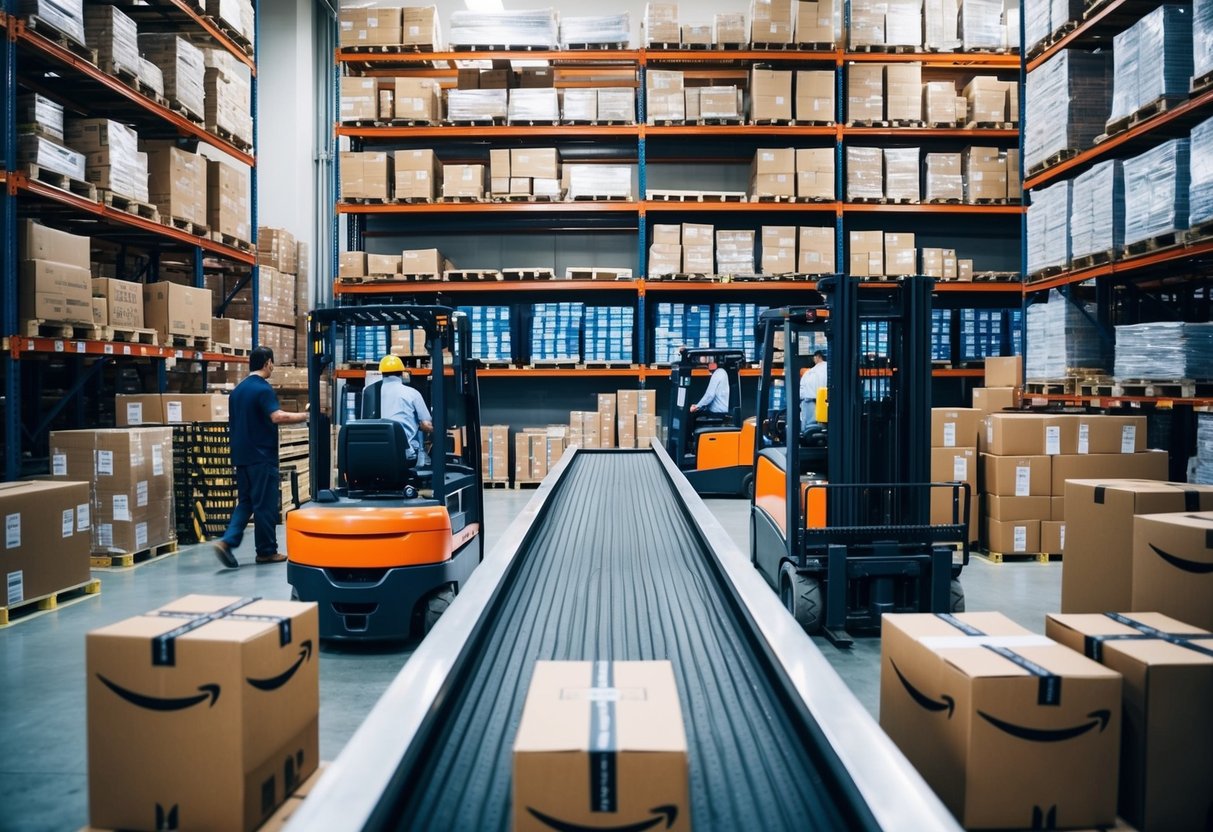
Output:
[213, 345, 308, 569]
[690, 359, 730, 423]
[799, 351, 828, 428]
[376, 355, 433, 465]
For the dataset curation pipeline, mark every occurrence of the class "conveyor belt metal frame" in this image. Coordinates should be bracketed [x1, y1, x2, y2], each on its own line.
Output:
[287, 442, 961, 832]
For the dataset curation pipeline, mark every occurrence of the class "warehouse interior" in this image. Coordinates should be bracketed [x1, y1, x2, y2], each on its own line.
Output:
[2, 0, 1213, 830]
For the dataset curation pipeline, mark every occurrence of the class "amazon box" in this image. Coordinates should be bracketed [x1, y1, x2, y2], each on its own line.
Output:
[87, 595, 320, 832]
[932, 407, 982, 448]
[513, 660, 689, 832]
[981, 454, 1050, 497]
[0, 480, 91, 608]
[1062, 480, 1213, 614]
[1075, 415, 1147, 455]
[881, 612, 1121, 830]
[1132, 513, 1213, 631]
[1046, 612, 1213, 831]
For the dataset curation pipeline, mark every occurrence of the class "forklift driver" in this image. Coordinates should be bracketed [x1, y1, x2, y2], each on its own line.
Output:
[689, 358, 730, 427]
[799, 350, 827, 428]
[377, 355, 434, 465]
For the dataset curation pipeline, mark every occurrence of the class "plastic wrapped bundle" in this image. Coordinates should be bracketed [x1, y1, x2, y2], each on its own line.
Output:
[883, 147, 921, 202]
[1025, 50, 1113, 170]
[18, 0, 85, 45]
[1110, 6, 1192, 123]
[1191, 114, 1213, 226]
[924, 0, 961, 50]
[560, 13, 629, 46]
[566, 165, 632, 199]
[960, 0, 1003, 49]
[1114, 322, 1213, 379]
[846, 146, 884, 200]
[885, 0, 924, 46]
[507, 89, 559, 123]
[83, 4, 139, 75]
[561, 89, 598, 122]
[202, 49, 253, 146]
[1195, 413, 1213, 484]
[713, 303, 766, 360]
[1026, 180, 1071, 275]
[460, 306, 513, 363]
[1025, 0, 1051, 53]
[1069, 160, 1124, 258]
[140, 35, 206, 122]
[1196, 0, 1213, 81]
[16, 135, 85, 179]
[1047, 0, 1082, 46]
[931, 309, 952, 362]
[716, 230, 755, 275]
[138, 58, 165, 99]
[1025, 289, 1109, 378]
[583, 306, 634, 363]
[598, 89, 636, 122]
[849, 0, 886, 46]
[447, 89, 508, 122]
[65, 118, 143, 199]
[450, 9, 558, 48]
[1122, 138, 1190, 245]
[644, 3, 679, 44]
[529, 302, 583, 362]
[16, 93, 65, 141]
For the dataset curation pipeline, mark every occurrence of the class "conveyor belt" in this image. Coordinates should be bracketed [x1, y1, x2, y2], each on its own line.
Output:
[390, 451, 864, 830]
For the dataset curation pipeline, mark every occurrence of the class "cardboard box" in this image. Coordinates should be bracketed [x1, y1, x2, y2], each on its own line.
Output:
[19, 259, 93, 324]
[984, 516, 1040, 552]
[393, 78, 439, 122]
[1075, 415, 1147, 455]
[394, 149, 440, 201]
[985, 355, 1021, 387]
[984, 494, 1051, 522]
[20, 219, 90, 268]
[1040, 519, 1065, 553]
[884, 63, 923, 122]
[798, 226, 835, 274]
[339, 6, 401, 46]
[981, 454, 1050, 497]
[1131, 513, 1213, 630]
[847, 63, 883, 122]
[511, 148, 558, 179]
[0, 480, 91, 607]
[401, 5, 438, 47]
[87, 595, 319, 832]
[924, 80, 959, 124]
[751, 67, 792, 121]
[92, 278, 144, 329]
[1046, 612, 1213, 831]
[514, 661, 688, 832]
[795, 147, 834, 201]
[984, 413, 1078, 456]
[481, 425, 510, 482]
[715, 11, 747, 43]
[881, 612, 1121, 830]
[1050, 452, 1169, 496]
[1062, 479, 1213, 613]
[846, 145, 884, 201]
[442, 164, 485, 199]
[754, 147, 795, 174]
[142, 281, 211, 340]
[964, 75, 1007, 122]
[883, 231, 916, 276]
[206, 159, 250, 243]
[761, 225, 796, 275]
[212, 318, 253, 351]
[91, 296, 107, 325]
[795, 0, 835, 43]
[930, 446, 978, 532]
[339, 252, 367, 278]
[848, 229, 884, 277]
[367, 253, 400, 275]
[972, 386, 1018, 413]
[400, 248, 445, 276]
[795, 70, 835, 122]
[931, 407, 982, 448]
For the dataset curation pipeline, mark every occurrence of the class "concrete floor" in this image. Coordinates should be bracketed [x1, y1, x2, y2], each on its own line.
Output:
[0, 490, 1061, 832]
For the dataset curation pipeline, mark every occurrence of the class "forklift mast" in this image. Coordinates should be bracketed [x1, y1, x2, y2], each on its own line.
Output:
[665, 347, 746, 466]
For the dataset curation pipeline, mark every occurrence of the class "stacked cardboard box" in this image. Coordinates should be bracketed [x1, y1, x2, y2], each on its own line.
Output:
[339, 6, 402, 46]
[84, 4, 139, 75]
[140, 34, 206, 121]
[686, 85, 743, 120]
[883, 148, 920, 202]
[679, 223, 714, 273]
[49, 427, 174, 556]
[402, 5, 440, 48]
[340, 77, 376, 122]
[751, 0, 793, 44]
[202, 48, 253, 148]
[981, 412, 1163, 556]
[646, 70, 685, 122]
[92, 278, 143, 331]
[618, 389, 658, 449]
[143, 281, 212, 344]
[649, 223, 682, 277]
[442, 163, 485, 199]
[141, 141, 206, 227]
[931, 407, 981, 539]
[481, 425, 510, 483]
[751, 147, 795, 198]
[846, 146, 884, 200]
[883, 231, 916, 276]
[341, 151, 392, 201]
[515, 427, 568, 483]
[18, 220, 93, 326]
[796, 147, 835, 200]
[714, 229, 756, 275]
[798, 226, 836, 274]
[846, 63, 884, 122]
[0, 480, 92, 608]
[751, 67, 793, 121]
[715, 12, 747, 43]
[761, 225, 796, 275]
[212, 318, 253, 351]
[971, 355, 1021, 415]
[795, 0, 836, 43]
[115, 393, 229, 425]
[964, 145, 1008, 202]
[394, 149, 440, 200]
[643, 2, 679, 44]
[564, 164, 631, 199]
[849, 230, 884, 276]
[924, 152, 963, 202]
[395, 78, 441, 122]
[206, 158, 251, 243]
[924, 80, 960, 124]
[795, 70, 835, 122]
[67, 117, 146, 201]
[502, 147, 559, 197]
[885, 63, 922, 122]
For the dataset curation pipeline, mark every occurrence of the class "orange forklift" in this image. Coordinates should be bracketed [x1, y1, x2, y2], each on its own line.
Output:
[750, 278, 969, 647]
[286, 305, 483, 641]
[665, 347, 759, 496]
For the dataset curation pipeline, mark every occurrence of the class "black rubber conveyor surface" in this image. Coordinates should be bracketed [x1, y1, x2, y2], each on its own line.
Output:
[394, 451, 850, 830]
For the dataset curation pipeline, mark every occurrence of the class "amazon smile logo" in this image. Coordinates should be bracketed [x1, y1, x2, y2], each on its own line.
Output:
[1148, 543, 1213, 574]
[890, 659, 955, 718]
[246, 640, 313, 691]
[98, 675, 220, 711]
[978, 709, 1111, 743]
[527, 805, 678, 832]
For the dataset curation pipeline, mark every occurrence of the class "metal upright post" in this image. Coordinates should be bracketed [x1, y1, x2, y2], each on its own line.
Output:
[636, 59, 647, 369]
[2, 1, 20, 480]
[250, 0, 260, 342]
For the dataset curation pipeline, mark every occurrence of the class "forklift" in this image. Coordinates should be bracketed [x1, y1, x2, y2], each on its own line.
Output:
[750, 276, 969, 647]
[665, 347, 758, 496]
[286, 305, 484, 641]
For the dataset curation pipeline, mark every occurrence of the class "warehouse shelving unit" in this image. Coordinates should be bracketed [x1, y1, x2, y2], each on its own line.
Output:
[333, 41, 1024, 419]
[0, 0, 259, 479]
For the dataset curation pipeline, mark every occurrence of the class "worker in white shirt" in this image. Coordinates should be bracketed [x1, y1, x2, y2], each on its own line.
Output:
[799, 351, 827, 428]
[690, 360, 730, 421]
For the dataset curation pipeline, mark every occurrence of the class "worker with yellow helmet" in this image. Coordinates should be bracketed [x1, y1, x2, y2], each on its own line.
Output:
[375, 354, 433, 463]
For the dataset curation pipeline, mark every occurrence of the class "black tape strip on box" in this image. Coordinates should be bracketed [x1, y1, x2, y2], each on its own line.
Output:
[936, 613, 1062, 706]
[1081, 612, 1213, 662]
[150, 596, 294, 665]
[588, 660, 617, 814]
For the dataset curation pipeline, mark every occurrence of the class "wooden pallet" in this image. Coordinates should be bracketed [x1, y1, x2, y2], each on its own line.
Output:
[494, 194, 561, 203]
[512, 480, 544, 489]
[966, 121, 1017, 130]
[849, 43, 924, 53]
[972, 271, 1022, 282]
[646, 189, 746, 202]
[565, 266, 634, 280]
[527, 360, 580, 369]
[101, 190, 160, 221]
[168, 98, 205, 125]
[563, 41, 630, 50]
[102, 325, 159, 345]
[0, 579, 101, 627]
[582, 361, 636, 369]
[451, 43, 556, 51]
[210, 231, 254, 252]
[205, 121, 254, 151]
[507, 119, 562, 127]
[751, 194, 801, 203]
[1186, 219, 1213, 244]
[164, 215, 210, 237]
[794, 41, 837, 51]
[23, 15, 95, 60]
[91, 540, 179, 570]
[211, 342, 251, 356]
[928, 121, 966, 129]
[1027, 148, 1080, 178]
[342, 43, 435, 54]
[443, 269, 503, 282]
[343, 118, 438, 127]
[568, 194, 632, 201]
[502, 267, 555, 280]
[847, 120, 891, 128]
[1077, 378, 1116, 397]
[20, 319, 100, 339]
[749, 118, 796, 127]
[438, 195, 490, 203]
[484, 480, 512, 488]
[979, 550, 1054, 564]
[686, 117, 745, 126]
[1026, 265, 1067, 283]
[166, 333, 213, 350]
[645, 42, 683, 50]
[1112, 379, 1213, 399]
[561, 119, 635, 126]
[925, 197, 963, 205]
[1193, 69, 1213, 96]
[443, 118, 507, 127]
[1024, 378, 1080, 395]
[23, 164, 98, 201]
[1068, 249, 1115, 270]
[849, 197, 917, 205]
[1124, 232, 1182, 257]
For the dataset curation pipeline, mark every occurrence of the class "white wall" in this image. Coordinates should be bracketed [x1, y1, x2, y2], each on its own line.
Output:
[257, 0, 319, 289]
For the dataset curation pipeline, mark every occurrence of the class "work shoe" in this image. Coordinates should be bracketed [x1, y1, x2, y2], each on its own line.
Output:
[255, 553, 288, 564]
[212, 541, 238, 569]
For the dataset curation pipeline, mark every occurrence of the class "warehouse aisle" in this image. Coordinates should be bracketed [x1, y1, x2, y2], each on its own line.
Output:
[0, 490, 1059, 831]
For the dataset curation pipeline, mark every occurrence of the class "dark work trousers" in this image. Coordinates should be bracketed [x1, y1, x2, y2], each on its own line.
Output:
[222, 462, 280, 556]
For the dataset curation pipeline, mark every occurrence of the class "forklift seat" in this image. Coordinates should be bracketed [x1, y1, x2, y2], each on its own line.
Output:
[340, 420, 416, 492]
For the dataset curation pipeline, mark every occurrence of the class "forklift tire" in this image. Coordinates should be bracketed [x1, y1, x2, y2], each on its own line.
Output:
[742, 473, 755, 500]
[950, 579, 965, 613]
[779, 562, 822, 634]
[422, 584, 458, 635]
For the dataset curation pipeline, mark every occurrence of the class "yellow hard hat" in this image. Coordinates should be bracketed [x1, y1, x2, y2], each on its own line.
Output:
[379, 355, 405, 373]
